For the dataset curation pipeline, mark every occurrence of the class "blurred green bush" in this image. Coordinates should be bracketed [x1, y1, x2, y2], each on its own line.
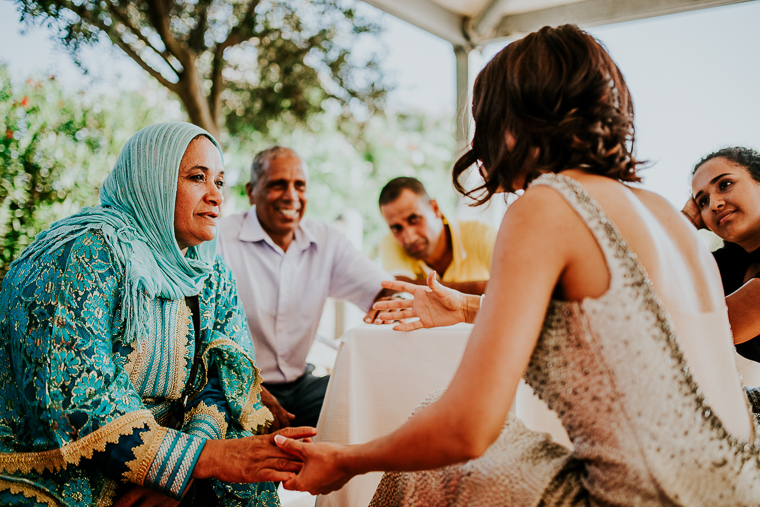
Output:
[0, 65, 181, 279]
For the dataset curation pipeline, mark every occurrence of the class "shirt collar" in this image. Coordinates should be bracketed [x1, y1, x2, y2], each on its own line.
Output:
[443, 216, 467, 262]
[294, 218, 318, 251]
[416, 216, 467, 276]
[238, 205, 317, 252]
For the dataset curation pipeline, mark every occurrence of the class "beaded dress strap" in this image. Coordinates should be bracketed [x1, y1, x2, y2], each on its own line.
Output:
[529, 172, 635, 293]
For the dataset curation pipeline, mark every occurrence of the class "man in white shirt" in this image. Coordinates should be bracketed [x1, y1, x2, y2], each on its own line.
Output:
[217, 146, 393, 429]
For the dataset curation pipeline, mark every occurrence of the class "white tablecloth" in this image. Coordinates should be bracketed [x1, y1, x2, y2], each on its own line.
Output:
[314, 323, 570, 507]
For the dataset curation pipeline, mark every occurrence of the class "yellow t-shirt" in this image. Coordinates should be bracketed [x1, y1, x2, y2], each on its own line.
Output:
[378, 218, 496, 282]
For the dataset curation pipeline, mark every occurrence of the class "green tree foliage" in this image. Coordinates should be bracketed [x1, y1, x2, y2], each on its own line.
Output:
[0, 65, 182, 279]
[14, 0, 387, 138]
[0, 66, 456, 278]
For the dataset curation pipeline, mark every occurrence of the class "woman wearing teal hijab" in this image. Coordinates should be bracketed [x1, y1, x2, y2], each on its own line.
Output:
[0, 122, 315, 507]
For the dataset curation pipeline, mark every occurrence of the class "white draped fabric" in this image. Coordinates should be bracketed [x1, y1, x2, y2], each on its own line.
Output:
[315, 323, 570, 507]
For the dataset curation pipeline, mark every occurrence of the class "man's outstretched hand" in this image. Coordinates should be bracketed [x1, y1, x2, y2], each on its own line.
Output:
[370, 272, 477, 330]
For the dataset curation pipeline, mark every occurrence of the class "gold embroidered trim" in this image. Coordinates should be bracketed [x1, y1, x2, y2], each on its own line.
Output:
[145, 303, 165, 395]
[171, 437, 202, 497]
[0, 410, 155, 475]
[203, 338, 273, 433]
[124, 319, 145, 381]
[144, 430, 173, 485]
[124, 299, 192, 400]
[122, 423, 168, 485]
[0, 478, 59, 507]
[170, 300, 193, 400]
[124, 345, 140, 381]
[158, 433, 186, 489]
[96, 479, 117, 507]
[184, 401, 229, 439]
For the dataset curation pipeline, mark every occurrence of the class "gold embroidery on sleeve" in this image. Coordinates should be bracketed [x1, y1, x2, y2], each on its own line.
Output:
[171, 437, 202, 497]
[122, 424, 169, 485]
[124, 344, 142, 381]
[125, 299, 192, 401]
[143, 429, 173, 485]
[158, 433, 187, 489]
[0, 478, 59, 507]
[239, 363, 273, 434]
[203, 338, 273, 434]
[96, 479, 117, 507]
[169, 300, 193, 400]
[0, 410, 155, 475]
[184, 400, 229, 439]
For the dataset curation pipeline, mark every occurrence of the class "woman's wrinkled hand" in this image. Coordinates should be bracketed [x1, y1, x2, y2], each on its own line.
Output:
[371, 272, 470, 330]
[193, 426, 318, 484]
[274, 436, 353, 496]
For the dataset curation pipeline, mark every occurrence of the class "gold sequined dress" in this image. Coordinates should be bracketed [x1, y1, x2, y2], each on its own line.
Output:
[370, 173, 760, 507]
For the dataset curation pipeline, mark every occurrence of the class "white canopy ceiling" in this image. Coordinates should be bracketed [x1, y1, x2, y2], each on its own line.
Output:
[363, 0, 753, 49]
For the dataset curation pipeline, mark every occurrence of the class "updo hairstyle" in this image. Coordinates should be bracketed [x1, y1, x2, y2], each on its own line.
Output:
[453, 24, 642, 203]
[692, 147, 760, 183]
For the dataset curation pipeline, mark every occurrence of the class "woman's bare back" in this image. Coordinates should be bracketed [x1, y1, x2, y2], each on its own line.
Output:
[553, 170, 751, 441]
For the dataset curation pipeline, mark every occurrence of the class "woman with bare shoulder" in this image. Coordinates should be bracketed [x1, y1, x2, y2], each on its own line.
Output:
[275, 25, 760, 506]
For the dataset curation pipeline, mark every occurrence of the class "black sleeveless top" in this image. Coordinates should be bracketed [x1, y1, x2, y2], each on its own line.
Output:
[714, 242, 760, 363]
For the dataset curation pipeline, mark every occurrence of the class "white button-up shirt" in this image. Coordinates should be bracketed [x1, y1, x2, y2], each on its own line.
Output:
[217, 206, 393, 383]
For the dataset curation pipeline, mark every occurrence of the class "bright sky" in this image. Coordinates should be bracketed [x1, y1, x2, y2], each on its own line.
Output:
[382, 1, 760, 209]
[2, 0, 759, 209]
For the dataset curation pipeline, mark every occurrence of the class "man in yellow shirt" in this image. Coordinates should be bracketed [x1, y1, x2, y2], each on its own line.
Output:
[378, 177, 496, 295]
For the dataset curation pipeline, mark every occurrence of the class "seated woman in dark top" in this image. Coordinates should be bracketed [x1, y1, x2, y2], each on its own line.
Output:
[683, 147, 760, 411]
[683, 147, 760, 362]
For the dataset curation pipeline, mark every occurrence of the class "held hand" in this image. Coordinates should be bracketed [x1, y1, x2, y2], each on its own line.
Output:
[372, 272, 469, 331]
[363, 296, 395, 324]
[193, 426, 318, 484]
[681, 199, 705, 229]
[274, 436, 353, 496]
[259, 386, 295, 432]
[114, 485, 179, 507]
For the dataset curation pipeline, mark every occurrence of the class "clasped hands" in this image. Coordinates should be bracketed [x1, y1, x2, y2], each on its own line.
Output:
[268, 273, 483, 496]
[114, 426, 318, 507]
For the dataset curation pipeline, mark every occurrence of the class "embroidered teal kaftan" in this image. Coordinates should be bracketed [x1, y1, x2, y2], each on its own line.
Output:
[0, 227, 276, 506]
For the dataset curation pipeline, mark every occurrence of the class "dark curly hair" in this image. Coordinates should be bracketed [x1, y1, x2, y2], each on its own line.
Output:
[453, 24, 642, 203]
[692, 147, 760, 183]
[378, 177, 431, 207]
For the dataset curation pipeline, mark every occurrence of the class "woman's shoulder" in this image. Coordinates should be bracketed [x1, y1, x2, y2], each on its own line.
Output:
[517, 175, 597, 226]
[9, 227, 118, 280]
[63, 228, 123, 277]
[206, 253, 238, 294]
[627, 185, 679, 212]
[211, 253, 233, 278]
[2, 227, 124, 315]
[70, 227, 115, 253]
[532, 172, 684, 228]
[503, 183, 591, 251]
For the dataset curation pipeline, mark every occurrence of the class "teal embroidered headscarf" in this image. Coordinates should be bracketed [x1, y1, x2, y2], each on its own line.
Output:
[12, 122, 223, 345]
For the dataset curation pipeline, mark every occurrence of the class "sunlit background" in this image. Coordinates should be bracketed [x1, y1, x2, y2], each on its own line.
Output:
[4, 0, 759, 218]
[2, 0, 759, 355]
[2, 2, 759, 504]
